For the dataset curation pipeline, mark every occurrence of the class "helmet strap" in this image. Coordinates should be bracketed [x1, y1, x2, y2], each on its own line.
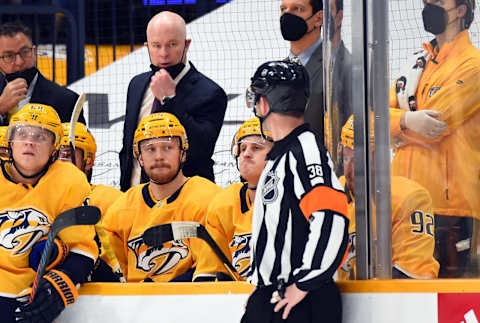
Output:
[11, 151, 56, 181]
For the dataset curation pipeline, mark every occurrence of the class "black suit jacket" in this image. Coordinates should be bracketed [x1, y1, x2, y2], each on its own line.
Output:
[0, 72, 84, 125]
[304, 43, 324, 144]
[119, 62, 227, 192]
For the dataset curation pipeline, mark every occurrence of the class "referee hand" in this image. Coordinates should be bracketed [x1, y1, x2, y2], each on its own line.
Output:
[272, 283, 308, 320]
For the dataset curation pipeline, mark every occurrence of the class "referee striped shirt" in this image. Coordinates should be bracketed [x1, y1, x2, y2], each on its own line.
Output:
[248, 124, 349, 291]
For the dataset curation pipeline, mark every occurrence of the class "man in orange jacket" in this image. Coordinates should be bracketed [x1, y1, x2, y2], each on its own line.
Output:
[389, 0, 480, 277]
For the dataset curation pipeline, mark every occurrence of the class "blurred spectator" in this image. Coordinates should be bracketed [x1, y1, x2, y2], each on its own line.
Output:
[325, 0, 352, 175]
[120, 11, 227, 192]
[389, 0, 480, 277]
[337, 115, 439, 280]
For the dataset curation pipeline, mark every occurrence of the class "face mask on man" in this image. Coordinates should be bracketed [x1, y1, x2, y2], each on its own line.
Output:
[422, 3, 458, 35]
[149, 41, 187, 79]
[280, 13, 315, 41]
[4, 66, 38, 87]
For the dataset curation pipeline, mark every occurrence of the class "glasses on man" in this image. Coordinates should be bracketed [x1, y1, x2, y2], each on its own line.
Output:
[0, 47, 34, 64]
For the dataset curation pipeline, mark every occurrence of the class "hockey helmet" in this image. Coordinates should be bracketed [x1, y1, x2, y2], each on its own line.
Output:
[231, 117, 273, 158]
[60, 123, 97, 165]
[0, 126, 8, 149]
[246, 59, 310, 114]
[133, 112, 188, 158]
[7, 103, 63, 150]
[341, 114, 354, 149]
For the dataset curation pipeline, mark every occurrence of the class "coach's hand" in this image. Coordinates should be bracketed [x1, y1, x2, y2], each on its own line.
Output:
[0, 78, 27, 114]
[150, 69, 176, 103]
[272, 283, 308, 320]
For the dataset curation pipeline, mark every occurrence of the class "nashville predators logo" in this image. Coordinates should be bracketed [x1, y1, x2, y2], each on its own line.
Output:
[262, 171, 279, 204]
[230, 234, 251, 277]
[0, 208, 49, 256]
[341, 232, 357, 277]
[127, 236, 189, 276]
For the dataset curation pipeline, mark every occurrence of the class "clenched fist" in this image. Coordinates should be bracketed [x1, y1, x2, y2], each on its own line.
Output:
[0, 78, 28, 114]
[150, 69, 176, 103]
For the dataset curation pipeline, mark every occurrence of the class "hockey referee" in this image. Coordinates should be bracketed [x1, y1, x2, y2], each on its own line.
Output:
[241, 60, 349, 323]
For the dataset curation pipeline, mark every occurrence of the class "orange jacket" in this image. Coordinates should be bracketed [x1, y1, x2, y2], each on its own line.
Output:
[390, 31, 480, 219]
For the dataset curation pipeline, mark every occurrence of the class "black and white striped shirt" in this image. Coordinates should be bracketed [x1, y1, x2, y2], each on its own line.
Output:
[249, 124, 349, 291]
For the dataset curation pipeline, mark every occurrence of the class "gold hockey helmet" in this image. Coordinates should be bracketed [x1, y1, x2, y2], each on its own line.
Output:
[7, 103, 63, 150]
[60, 122, 97, 164]
[0, 126, 8, 149]
[133, 112, 188, 158]
[231, 117, 273, 158]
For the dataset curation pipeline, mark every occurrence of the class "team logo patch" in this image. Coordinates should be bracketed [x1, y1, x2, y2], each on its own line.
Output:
[230, 234, 251, 277]
[127, 236, 189, 276]
[341, 232, 357, 274]
[428, 86, 441, 98]
[262, 171, 279, 204]
[0, 208, 49, 255]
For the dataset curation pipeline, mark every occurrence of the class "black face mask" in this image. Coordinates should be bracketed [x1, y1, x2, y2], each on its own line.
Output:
[4, 66, 38, 87]
[150, 62, 185, 79]
[149, 40, 187, 79]
[280, 13, 314, 41]
[422, 3, 456, 35]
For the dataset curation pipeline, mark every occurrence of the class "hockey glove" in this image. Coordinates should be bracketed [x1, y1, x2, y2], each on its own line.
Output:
[403, 110, 447, 139]
[15, 269, 78, 323]
[29, 237, 68, 272]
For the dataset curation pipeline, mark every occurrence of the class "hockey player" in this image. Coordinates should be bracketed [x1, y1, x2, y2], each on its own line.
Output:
[58, 123, 124, 281]
[0, 103, 97, 323]
[337, 115, 439, 280]
[0, 126, 9, 159]
[102, 112, 221, 282]
[195, 117, 273, 280]
[242, 60, 348, 323]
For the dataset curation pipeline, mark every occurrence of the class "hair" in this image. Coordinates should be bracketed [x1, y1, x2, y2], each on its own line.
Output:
[309, 0, 323, 14]
[456, 0, 475, 29]
[0, 22, 32, 42]
[335, 0, 344, 12]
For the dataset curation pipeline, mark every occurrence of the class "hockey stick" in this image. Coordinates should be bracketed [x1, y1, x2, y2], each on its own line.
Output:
[142, 222, 240, 281]
[69, 93, 86, 164]
[29, 205, 101, 303]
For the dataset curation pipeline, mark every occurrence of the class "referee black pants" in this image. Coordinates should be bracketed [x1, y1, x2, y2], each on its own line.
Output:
[241, 281, 342, 323]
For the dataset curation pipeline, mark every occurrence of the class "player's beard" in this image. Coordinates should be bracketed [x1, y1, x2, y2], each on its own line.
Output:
[146, 163, 179, 185]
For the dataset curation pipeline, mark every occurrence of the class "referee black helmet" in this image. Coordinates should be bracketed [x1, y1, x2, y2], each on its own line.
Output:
[246, 60, 310, 114]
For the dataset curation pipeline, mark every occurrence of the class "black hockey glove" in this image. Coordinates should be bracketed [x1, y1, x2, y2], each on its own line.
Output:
[15, 269, 78, 323]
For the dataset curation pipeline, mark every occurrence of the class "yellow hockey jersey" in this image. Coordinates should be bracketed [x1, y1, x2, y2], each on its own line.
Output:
[338, 176, 439, 280]
[0, 160, 97, 297]
[87, 184, 124, 271]
[102, 176, 221, 282]
[196, 182, 253, 280]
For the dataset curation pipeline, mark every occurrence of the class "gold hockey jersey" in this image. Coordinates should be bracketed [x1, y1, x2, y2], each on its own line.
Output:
[0, 160, 97, 297]
[338, 176, 439, 280]
[196, 182, 253, 280]
[102, 176, 221, 282]
[88, 184, 124, 271]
